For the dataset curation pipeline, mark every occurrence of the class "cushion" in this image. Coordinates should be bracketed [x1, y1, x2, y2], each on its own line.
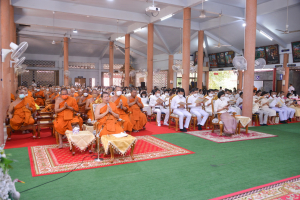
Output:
[170, 113, 179, 118]
[191, 114, 197, 117]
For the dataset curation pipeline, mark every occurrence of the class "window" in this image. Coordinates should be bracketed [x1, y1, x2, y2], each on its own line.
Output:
[68, 62, 95, 69]
[22, 60, 55, 68]
[103, 64, 123, 70]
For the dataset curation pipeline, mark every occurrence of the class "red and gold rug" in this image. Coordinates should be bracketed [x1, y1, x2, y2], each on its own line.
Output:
[29, 135, 194, 176]
[212, 175, 300, 200]
[186, 130, 277, 143]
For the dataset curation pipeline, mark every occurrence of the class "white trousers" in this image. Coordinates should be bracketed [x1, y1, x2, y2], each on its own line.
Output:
[190, 108, 209, 126]
[255, 110, 269, 124]
[173, 109, 191, 129]
[153, 108, 169, 124]
[281, 106, 296, 119]
[271, 107, 288, 121]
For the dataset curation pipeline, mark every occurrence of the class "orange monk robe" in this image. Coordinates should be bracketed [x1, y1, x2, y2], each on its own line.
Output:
[128, 97, 147, 130]
[54, 94, 59, 99]
[97, 102, 124, 136]
[54, 96, 80, 135]
[10, 100, 35, 130]
[28, 91, 33, 98]
[114, 96, 133, 132]
[35, 91, 45, 106]
[74, 93, 78, 97]
[24, 96, 37, 113]
[49, 93, 56, 99]
[86, 97, 102, 120]
[80, 95, 92, 113]
[11, 94, 15, 101]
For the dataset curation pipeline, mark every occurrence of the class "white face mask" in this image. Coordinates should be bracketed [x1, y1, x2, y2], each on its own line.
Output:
[221, 97, 226, 101]
[83, 93, 88, 97]
[165, 93, 169, 96]
[46, 89, 49, 91]
[209, 93, 213, 97]
[116, 91, 122, 96]
[225, 94, 229, 97]
[281, 95, 284, 98]
[193, 93, 198, 97]
[178, 94, 183, 98]
[142, 95, 146, 98]
[156, 93, 160, 97]
[36, 89, 40, 92]
[273, 95, 276, 98]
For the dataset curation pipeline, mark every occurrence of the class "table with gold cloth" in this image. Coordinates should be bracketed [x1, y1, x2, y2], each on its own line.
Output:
[65, 130, 96, 155]
[234, 116, 251, 134]
[101, 134, 137, 163]
[82, 124, 95, 134]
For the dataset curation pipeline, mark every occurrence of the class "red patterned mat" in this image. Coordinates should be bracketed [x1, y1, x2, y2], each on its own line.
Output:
[186, 130, 277, 143]
[29, 135, 194, 176]
[212, 175, 300, 200]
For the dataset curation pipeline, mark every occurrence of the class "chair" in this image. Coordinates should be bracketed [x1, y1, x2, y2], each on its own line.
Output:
[204, 99, 215, 129]
[168, 95, 188, 131]
[37, 112, 55, 138]
[252, 113, 259, 126]
[186, 95, 197, 130]
[6, 112, 37, 140]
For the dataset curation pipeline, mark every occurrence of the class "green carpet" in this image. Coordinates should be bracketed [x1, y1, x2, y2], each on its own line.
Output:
[6, 123, 300, 200]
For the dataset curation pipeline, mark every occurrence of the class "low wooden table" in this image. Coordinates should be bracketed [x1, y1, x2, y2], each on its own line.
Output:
[65, 130, 95, 156]
[235, 116, 251, 134]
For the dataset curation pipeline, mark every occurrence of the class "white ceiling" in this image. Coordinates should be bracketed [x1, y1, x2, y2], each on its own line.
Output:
[13, 0, 300, 60]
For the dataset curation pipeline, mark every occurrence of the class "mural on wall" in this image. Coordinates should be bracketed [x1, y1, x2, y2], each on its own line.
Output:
[194, 51, 205, 66]
[265, 44, 280, 64]
[209, 51, 235, 68]
[255, 47, 266, 60]
[292, 41, 300, 63]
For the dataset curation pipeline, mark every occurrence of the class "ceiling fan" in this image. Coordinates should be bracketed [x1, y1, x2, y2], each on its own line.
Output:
[276, 0, 300, 34]
[214, 15, 231, 48]
[197, 0, 220, 19]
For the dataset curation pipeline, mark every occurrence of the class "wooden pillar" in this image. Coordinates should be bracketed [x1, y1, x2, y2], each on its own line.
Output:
[168, 55, 174, 88]
[242, 0, 257, 119]
[147, 23, 154, 93]
[197, 30, 204, 89]
[63, 37, 69, 86]
[124, 34, 130, 87]
[109, 41, 114, 86]
[1, 0, 11, 120]
[205, 71, 209, 89]
[0, 1, 4, 145]
[237, 71, 243, 90]
[282, 54, 289, 94]
[182, 7, 191, 94]
[272, 68, 276, 91]
[10, 5, 16, 94]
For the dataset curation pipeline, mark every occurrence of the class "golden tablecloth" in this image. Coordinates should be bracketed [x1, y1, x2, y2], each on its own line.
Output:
[235, 116, 251, 127]
[65, 130, 95, 151]
[101, 134, 137, 155]
[82, 124, 94, 134]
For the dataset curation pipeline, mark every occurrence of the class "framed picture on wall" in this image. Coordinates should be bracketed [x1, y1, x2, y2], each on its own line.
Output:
[291, 41, 300, 63]
[208, 54, 218, 68]
[216, 52, 226, 67]
[265, 44, 280, 64]
[255, 47, 266, 60]
[194, 51, 205, 66]
[225, 51, 235, 67]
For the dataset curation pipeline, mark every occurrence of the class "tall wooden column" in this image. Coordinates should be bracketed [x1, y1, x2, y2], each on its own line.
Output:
[242, 0, 257, 119]
[272, 68, 276, 91]
[237, 71, 243, 90]
[282, 54, 289, 94]
[182, 7, 191, 94]
[10, 5, 16, 94]
[147, 23, 154, 93]
[1, 0, 11, 120]
[168, 55, 174, 88]
[205, 71, 209, 89]
[109, 41, 114, 86]
[197, 30, 204, 89]
[124, 34, 130, 87]
[63, 37, 69, 86]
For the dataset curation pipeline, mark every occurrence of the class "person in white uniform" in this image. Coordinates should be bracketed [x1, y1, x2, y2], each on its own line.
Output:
[269, 91, 288, 123]
[204, 90, 215, 115]
[252, 92, 269, 126]
[278, 91, 295, 122]
[149, 89, 169, 127]
[171, 88, 191, 132]
[236, 92, 243, 109]
[187, 88, 209, 130]
[288, 84, 295, 93]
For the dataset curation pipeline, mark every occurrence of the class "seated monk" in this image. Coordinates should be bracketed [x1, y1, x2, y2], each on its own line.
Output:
[34, 86, 45, 106]
[94, 92, 124, 136]
[111, 86, 133, 132]
[8, 89, 36, 131]
[54, 88, 80, 148]
[128, 89, 147, 132]
[78, 88, 92, 113]
[85, 89, 102, 120]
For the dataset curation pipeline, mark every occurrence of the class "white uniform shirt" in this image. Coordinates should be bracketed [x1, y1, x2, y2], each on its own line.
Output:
[269, 96, 278, 107]
[204, 96, 213, 112]
[236, 97, 243, 107]
[288, 86, 295, 93]
[214, 98, 228, 113]
[171, 95, 187, 110]
[187, 95, 202, 109]
[149, 95, 165, 109]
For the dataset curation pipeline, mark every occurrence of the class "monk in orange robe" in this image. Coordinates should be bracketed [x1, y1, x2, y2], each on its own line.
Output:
[54, 88, 80, 148]
[85, 89, 102, 120]
[94, 92, 124, 136]
[128, 89, 147, 132]
[34, 87, 45, 106]
[78, 88, 92, 113]
[111, 86, 133, 132]
[8, 89, 35, 130]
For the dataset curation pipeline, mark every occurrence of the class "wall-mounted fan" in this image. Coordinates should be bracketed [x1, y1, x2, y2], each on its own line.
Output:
[2, 42, 28, 62]
[276, 0, 300, 34]
[14, 57, 27, 76]
[233, 56, 247, 71]
[172, 64, 182, 73]
[190, 66, 197, 73]
[255, 58, 266, 69]
[140, 69, 148, 76]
